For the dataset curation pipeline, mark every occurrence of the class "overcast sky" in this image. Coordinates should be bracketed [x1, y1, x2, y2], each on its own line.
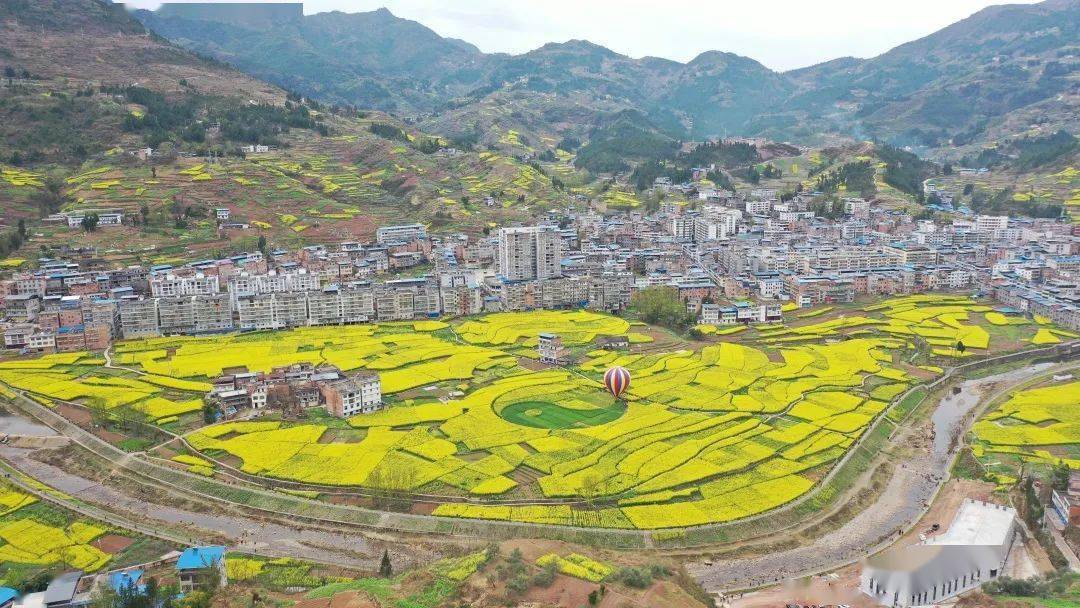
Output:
[120, 0, 1039, 71]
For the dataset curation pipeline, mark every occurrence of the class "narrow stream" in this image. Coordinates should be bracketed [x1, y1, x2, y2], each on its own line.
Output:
[930, 362, 1056, 459]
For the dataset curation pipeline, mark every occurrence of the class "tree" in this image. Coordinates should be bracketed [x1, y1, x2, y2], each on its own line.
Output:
[201, 401, 218, 424]
[379, 550, 393, 577]
[955, 341, 966, 354]
[257, 235, 267, 255]
[501, 549, 529, 599]
[1022, 475, 1043, 527]
[746, 165, 761, 184]
[629, 286, 695, 332]
[610, 566, 654, 589]
[89, 583, 117, 608]
[1052, 461, 1071, 492]
[81, 213, 100, 232]
[531, 561, 557, 588]
[17, 569, 56, 594]
[173, 590, 213, 608]
[31, 176, 69, 216]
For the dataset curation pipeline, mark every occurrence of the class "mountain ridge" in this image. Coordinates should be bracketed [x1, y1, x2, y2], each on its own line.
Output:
[133, 0, 1077, 157]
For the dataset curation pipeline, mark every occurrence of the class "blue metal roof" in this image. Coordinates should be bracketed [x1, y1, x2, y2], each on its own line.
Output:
[0, 588, 17, 604]
[177, 546, 225, 570]
[109, 570, 144, 593]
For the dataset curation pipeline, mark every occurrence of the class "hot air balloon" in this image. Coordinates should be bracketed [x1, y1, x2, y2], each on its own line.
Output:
[603, 366, 631, 399]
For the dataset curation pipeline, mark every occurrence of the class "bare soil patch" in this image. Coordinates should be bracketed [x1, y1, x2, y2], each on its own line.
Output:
[523, 573, 594, 606]
[92, 534, 134, 554]
[898, 478, 995, 547]
[410, 502, 436, 516]
[329, 590, 377, 608]
[729, 566, 875, 608]
[56, 403, 91, 426]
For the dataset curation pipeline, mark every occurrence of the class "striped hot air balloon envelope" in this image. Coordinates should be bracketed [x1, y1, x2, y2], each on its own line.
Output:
[603, 366, 631, 399]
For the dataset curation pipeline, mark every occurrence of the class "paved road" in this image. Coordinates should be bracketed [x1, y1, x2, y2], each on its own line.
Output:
[0, 445, 390, 569]
[689, 362, 1068, 592]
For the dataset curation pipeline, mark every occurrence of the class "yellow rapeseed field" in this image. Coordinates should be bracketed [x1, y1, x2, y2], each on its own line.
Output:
[3, 299, 1066, 530]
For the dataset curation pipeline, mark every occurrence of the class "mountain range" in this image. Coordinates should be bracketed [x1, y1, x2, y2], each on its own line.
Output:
[134, 0, 1079, 158]
[0, 0, 1075, 264]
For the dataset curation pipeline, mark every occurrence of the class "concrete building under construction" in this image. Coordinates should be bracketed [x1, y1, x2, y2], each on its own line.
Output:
[860, 499, 1017, 607]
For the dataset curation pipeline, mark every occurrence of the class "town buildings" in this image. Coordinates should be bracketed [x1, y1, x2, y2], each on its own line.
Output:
[3, 183, 1078, 356]
[320, 374, 383, 417]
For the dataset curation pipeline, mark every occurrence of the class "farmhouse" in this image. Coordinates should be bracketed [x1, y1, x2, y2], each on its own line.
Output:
[861, 500, 1017, 607]
[11, 570, 91, 608]
[537, 332, 567, 364]
[208, 364, 381, 418]
[176, 546, 227, 593]
[320, 374, 383, 417]
[595, 335, 629, 350]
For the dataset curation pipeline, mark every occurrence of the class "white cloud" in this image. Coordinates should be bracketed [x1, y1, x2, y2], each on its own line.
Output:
[120, 0, 1040, 71]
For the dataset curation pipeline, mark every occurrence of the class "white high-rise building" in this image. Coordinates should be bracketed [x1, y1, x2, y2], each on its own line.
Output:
[496, 226, 563, 281]
[975, 215, 1009, 234]
[695, 207, 741, 241]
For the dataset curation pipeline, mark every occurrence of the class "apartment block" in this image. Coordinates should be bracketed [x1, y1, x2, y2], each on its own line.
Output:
[119, 298, 160, 339]
[497, 226, 563, 281]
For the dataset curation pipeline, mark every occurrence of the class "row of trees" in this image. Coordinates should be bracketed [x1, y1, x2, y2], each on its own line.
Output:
[745, 163, 780, 184]
[113, 85, 329, 149]
[813, 160, 876, 196]
[878, 144, 936, 196]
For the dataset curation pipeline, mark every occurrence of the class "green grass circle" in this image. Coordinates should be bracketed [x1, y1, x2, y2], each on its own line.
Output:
[500, 400, 626, 429]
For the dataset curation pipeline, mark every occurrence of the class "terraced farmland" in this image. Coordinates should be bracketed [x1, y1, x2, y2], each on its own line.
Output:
[972, 378, 1080, 486]
[0, 478, 170, 588]
[0, 295, 1071, 531]
[16, 111, 580, 267]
